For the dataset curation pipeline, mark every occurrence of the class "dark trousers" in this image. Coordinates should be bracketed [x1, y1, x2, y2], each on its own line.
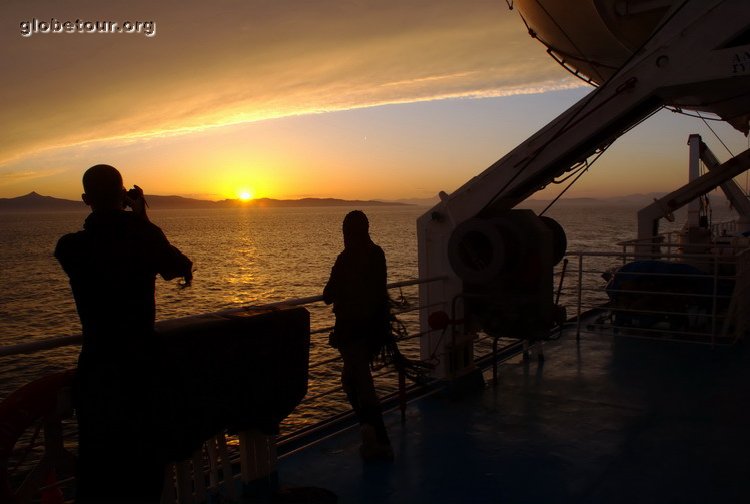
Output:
[74, 362, 165, 504]
[339, 340, 390, 445]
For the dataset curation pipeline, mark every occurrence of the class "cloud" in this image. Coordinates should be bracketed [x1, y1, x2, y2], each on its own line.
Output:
[1, 0, 578, 167]
[0, 167, 66, 186]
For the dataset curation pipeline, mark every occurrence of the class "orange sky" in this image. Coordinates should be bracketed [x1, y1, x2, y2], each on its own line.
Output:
[2, 0, 748, 201]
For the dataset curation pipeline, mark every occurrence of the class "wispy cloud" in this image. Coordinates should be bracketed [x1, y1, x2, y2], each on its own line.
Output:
[1, 0, 577, 168]
[0, 167, 66, 186]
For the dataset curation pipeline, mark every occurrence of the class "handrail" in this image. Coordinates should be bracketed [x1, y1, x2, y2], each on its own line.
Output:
[0, 276, 446, 358]
[566, 249, 742, 259]
[3, 274, 450, 498]
[564, 245, 748, 343]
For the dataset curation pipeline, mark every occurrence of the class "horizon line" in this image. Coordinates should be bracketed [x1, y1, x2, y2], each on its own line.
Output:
[2, 189, 710, 204]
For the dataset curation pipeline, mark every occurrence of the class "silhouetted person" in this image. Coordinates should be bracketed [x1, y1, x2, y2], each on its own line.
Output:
[323, 210, 393, 461]
[55, 164, 192, 503]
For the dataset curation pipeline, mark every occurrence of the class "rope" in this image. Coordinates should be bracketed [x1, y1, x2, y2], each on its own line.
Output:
[370, 311, 435, 384]
[368, 296, 437, 384]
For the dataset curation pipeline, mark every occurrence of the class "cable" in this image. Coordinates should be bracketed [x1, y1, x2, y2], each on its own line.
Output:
[479, 80, 618, 213]
[697, 111, 735, 158]
[669, 107, 749, 197]
[482, 1, 691, 214]
[666, 107, 724, 121]
[696, 111, 750, 199]
[540, 168, 589, 217]
[537, 104, 661, 215]
[550, 162, 589, 185]
[539, 145, 610, 216]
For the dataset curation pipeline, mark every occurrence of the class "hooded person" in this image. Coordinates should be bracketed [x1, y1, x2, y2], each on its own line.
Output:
[323, 210, 393, 461]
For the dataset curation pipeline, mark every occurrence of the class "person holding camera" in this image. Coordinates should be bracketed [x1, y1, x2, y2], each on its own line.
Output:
[55, 164, 193, 503]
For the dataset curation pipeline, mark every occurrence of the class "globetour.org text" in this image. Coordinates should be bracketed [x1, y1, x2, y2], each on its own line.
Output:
[20, 18, 156, 38]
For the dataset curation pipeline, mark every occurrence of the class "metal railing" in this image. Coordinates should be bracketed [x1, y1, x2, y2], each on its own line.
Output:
[21, 239, 749, 501]
[0, 277, 445, 359]
[3, 275, 528, 504]
[1, 270, 537, 503]
[557, 241, 749, 346]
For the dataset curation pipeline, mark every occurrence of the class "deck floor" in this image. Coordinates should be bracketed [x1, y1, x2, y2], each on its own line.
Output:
[276, 330, 750, 503]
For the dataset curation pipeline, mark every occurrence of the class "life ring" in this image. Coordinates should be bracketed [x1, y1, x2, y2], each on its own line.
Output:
[0, 370, 75, 503]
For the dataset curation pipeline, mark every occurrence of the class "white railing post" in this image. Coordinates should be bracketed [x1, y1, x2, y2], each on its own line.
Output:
[238, 430, 278, 498]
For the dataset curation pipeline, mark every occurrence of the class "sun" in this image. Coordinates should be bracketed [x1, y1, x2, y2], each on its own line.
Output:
[238, 190, 253, 202]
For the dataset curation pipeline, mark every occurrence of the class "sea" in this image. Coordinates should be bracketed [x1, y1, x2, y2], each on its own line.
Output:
[0, 202, 739, 432]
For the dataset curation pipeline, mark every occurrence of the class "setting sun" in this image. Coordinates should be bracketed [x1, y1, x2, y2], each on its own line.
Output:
[238, 190, 253, 201]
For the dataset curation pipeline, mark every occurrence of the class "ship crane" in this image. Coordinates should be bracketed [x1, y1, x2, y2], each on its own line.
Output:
[636, 134, 750, 260]
[418, 0, 750, 379]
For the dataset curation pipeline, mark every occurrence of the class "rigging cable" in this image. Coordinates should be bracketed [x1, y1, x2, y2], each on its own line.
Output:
[696, 110, 750, 199]
[667, 108, 749, 197]
[479, 77, 631, 214]
[665, 107, 724, 121]
[549, 160, 589, 185]
[539, 104, 662, 215]
[479, 0, 691, 214]
[539, 145, 609, 217]
[697, 111, 735, 158]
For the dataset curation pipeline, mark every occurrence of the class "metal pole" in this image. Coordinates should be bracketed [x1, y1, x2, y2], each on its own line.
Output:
[399, 369, 407, 424]
[711, 251, 719, 347]
[577, 254, 583, 341]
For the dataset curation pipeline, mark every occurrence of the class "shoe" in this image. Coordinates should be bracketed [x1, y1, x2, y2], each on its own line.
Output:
[359, 425, 393, 461]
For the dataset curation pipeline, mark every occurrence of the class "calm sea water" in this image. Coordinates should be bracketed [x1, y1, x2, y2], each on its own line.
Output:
[0, 203, 738, 429]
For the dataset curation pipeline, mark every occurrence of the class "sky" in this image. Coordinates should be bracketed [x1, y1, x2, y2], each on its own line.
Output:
[2, 0, 749, 202]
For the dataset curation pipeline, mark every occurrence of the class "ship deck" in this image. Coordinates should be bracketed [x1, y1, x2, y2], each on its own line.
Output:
[276, 328, 750, 504]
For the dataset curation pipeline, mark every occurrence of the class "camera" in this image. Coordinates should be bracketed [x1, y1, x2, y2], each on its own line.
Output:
[123, 186, 146, 209]
[126, 187, 141, 201]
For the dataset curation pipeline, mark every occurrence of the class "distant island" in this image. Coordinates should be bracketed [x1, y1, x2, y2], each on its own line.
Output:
[0, 191, 411, 212]
[0, 191, 733, 212]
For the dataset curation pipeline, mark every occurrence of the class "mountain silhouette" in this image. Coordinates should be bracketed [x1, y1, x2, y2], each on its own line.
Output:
[0, 192, 86, 211]
[0, 192, 409, 211]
